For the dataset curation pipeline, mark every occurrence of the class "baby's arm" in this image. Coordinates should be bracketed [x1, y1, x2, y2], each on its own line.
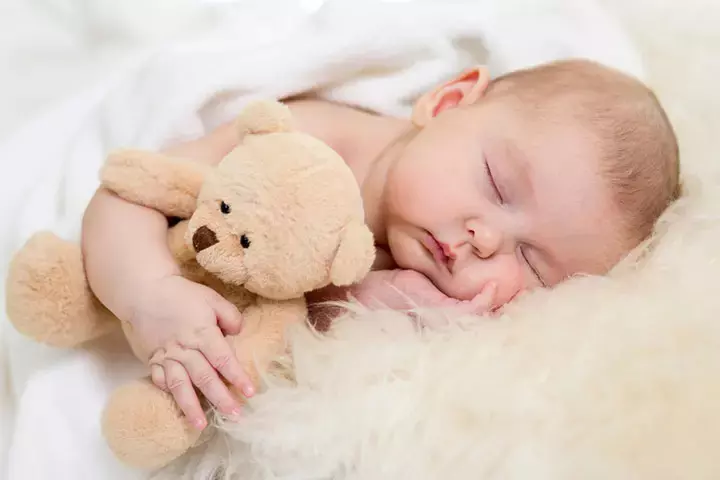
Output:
[307, 269, 497, 331]
[81, 123, 251, 429]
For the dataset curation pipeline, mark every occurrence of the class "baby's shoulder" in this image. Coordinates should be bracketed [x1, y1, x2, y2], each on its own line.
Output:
[285, 97, 353, 146]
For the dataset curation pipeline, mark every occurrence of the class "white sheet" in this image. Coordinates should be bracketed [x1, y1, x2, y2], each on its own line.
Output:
[0, 0, 643, 478]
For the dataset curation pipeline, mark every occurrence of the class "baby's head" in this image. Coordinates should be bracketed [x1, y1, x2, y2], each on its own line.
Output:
[383, 59, 680, 307]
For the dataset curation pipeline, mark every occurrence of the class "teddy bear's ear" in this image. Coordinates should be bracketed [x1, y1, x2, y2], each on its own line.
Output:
[330, 221, 376, 286]
[235, 99, 294, 139]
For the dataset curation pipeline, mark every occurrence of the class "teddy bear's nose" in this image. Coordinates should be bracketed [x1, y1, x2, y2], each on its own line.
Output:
[192, 225, 218, 252]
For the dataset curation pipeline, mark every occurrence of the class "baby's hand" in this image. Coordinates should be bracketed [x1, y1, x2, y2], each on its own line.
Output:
[129, 275, 254, 430]
[350, 269, 497, 315]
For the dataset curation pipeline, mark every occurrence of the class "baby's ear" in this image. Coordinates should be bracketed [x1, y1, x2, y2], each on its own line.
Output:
[330, 221, 376, 286]
[235, 99, 294, 140]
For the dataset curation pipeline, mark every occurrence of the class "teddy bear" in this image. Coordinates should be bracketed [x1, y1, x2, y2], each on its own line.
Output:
[4, 99, 376, 470]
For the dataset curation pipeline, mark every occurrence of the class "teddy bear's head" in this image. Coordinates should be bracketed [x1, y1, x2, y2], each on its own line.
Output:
[185, 100, 375, 300]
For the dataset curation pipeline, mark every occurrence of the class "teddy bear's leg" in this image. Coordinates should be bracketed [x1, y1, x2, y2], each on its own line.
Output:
[102, 378, 203, 470]
[229, 297, 308, 389]
[5, 231, 118, 348]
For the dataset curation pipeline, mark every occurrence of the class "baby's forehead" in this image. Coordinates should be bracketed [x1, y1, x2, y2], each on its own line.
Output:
[476, 97, 603, 165]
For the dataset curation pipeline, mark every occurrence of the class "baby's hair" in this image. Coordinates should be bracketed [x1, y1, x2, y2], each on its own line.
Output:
[485, 59, 681, 248]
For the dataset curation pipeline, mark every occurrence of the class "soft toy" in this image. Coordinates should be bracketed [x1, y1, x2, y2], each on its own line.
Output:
[5, 100, 376, 470]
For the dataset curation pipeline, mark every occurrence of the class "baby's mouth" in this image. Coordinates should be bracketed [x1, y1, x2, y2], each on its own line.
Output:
[423, 232, 454, 272]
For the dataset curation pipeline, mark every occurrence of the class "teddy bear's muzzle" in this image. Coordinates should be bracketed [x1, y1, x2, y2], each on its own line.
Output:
[192, 225, 219, 252]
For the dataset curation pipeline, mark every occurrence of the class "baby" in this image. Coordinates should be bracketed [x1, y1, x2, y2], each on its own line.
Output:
[81, 59, 680, 430]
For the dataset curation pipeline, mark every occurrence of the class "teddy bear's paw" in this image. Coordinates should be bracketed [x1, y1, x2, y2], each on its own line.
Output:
[102, 149, 209, 219]
[5, 231, 117, 347]
[102, 378, 203, 470]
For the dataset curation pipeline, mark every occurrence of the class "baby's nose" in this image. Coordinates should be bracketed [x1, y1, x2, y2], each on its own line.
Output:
[465, 219, 502, 258]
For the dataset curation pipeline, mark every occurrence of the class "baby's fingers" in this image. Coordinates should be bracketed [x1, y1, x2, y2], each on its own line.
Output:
[164, 360, 207, 430]
[464, 282, 498, 314]
[209, 293, 243, 336]
[150, 364, 168, 391]
[198, 329, 255, 398]
[166, 347, 242, 418]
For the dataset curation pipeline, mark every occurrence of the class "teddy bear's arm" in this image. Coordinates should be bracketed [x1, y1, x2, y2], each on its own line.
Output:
[100, 149, 212, 219]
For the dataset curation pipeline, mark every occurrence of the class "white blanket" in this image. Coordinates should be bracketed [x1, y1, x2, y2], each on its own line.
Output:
[0, 0, 643, 478]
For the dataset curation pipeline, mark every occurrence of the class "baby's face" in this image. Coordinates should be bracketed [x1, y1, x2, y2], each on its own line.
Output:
[384, 98, 626, 308]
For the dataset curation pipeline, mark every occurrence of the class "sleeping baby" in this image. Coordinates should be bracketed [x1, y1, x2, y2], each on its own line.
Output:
[80, 59, 680, 430]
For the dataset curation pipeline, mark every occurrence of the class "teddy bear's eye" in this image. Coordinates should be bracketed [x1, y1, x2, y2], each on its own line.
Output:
[220, 201, 231, 214]
[240, 234, 251, 249]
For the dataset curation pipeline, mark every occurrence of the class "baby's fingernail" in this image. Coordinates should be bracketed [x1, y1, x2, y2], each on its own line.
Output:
[194, 418, 206, 430]
[243, 384, 255, 397]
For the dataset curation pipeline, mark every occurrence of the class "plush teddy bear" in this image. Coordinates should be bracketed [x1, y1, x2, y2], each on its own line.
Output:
[5, 100, 376, 470]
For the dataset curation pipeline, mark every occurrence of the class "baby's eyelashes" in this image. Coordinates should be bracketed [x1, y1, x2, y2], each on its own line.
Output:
[483, 156, 503, 204]
[518, 246, 545, 286]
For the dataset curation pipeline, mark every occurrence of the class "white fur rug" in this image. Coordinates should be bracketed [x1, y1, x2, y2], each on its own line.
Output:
[157, 1, 720, 479]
